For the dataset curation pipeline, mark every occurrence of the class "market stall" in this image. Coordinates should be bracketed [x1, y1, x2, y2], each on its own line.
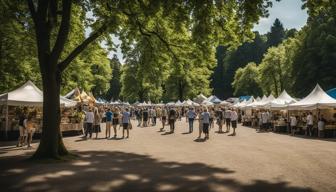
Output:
[0, 81, 78, 139]
[288, 84, 336, 137]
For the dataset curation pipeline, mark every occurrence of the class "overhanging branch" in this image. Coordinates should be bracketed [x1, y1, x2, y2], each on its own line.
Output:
[58, 22, 108, 72]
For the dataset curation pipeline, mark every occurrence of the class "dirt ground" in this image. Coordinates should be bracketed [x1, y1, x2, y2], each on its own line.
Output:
[1, 119, 336, 192]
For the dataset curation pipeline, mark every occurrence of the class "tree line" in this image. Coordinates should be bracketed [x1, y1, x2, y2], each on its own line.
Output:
[230, 1, 336, 98]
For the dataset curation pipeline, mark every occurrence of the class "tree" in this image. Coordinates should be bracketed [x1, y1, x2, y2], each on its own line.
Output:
[0, 0, 40, 92]
[258, 37, 300, 96]
[106, 55, 122, 101]
[213, 31, 267, 98]
[24, 0, 274, 159]
[292, 0, 336, 97]
[266, 18, 286, 47]
[232, 62, 262, 96]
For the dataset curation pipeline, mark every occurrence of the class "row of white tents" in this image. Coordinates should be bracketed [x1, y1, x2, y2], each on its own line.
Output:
[133, 94, 231, 108]
[234, 84, 336, 110]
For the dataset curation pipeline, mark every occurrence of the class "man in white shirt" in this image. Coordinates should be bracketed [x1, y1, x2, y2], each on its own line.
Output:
[261, 111, 268, 131]
[85, 108, 94, 139]
[230, 109, 238, 136]
[306, 112, 313, 136]
[122, 108, 131, 138]
[290, 115, 297, 136]
[225, 109, 232, 132]
[201, 108, 210, 140]
[187, 108, 197, 133]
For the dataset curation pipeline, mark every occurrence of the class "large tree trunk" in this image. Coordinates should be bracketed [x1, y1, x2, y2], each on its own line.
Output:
[32, 67, 68, 159]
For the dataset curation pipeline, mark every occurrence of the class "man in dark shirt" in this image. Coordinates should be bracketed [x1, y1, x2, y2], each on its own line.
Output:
[168, 108, 177, 133]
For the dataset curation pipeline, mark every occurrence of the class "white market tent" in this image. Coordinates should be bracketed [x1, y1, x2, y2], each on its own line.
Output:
[255, 94, 275, 109]
[202, 100, 214, 106]
[288, 84, 336, 110]
[239, 97, 255, 109]
[194, 94, 207, 104]
[175, 100, 183, 106]
[182, 99, 200, 107]
[220, 100, 231, 106]
[268, 90, 297, 109]
[206, 95, 222, 104]
[245, 95, 267, 109]
[0, 81, 76, 107]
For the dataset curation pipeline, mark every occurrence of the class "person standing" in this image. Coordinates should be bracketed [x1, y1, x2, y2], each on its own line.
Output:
[197, 109, 203, 138]
[112, 108, 120, 138]
[24, 115, 35, 149]
[17, 110, 27, 147]
[122, 108, 131, 138]
[93, 107, 101, 139]
[85, 108, 94, 139]
[217, 108, 224, 133]
[152, 107, 157, 126]
[261, 111, 268, 132]
[161, 107, 168, 131]
[230, 109, 238, 136]
[135, 108, 142, 127]
[168, 108, 177, 133]
[318, 115, 326, 138]
[306, 112, 314, 136]
[225, 108, 232, 132]
[143, 108, 149, 127]
[201, 108, 210, 140]
[290, 115, 298, 136]
[105, 108, 113, 138]
[187, 108, 197, 133]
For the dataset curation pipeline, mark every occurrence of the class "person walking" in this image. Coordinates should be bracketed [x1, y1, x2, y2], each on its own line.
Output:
[168, 108, 177, 133]
[187, 108, 197, 133]
[201, 108, 210, 140]
[230, 109, 238, 136]
[105, 108, 113, 138]
[225, 108, 232, 132]
[122, 108, 131, 138]
[93, 107, 101, 139]
[161, 107, 168, 131]
[85, 108, 94, 139]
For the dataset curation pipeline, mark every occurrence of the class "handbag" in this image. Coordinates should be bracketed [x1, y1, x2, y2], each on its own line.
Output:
[128, 123, 132, 130]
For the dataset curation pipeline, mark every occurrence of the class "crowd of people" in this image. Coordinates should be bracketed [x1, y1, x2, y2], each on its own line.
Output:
[15, 104, 241, 147]
[243, 110, 329, 137]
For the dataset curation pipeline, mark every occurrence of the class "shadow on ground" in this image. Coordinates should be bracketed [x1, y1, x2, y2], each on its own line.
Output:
[0, 150, 313, 192]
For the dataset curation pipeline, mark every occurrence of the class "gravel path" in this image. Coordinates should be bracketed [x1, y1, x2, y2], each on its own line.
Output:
[1, 119, 336, 192]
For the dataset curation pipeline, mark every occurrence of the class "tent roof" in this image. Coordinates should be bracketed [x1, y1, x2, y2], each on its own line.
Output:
[289, 84, 336, 109]
[0, 81, 77, 107]
[269, 90, 297, 109]
[327, 88, 336, 99]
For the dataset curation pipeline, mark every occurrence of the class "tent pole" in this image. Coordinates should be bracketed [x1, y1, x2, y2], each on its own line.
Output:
[5, 103, 8, 140]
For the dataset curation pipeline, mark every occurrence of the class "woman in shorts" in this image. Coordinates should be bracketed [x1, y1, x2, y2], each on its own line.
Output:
[93, 107, 101, 139]
[112, 107, 120, 137]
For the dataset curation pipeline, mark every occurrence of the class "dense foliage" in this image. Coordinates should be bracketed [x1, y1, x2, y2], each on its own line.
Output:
[232, 0, 336, 98]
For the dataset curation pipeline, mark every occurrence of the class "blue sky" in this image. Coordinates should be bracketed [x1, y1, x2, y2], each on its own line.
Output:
[253, 0, 308, 34]
[105, 0, 308, 62]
